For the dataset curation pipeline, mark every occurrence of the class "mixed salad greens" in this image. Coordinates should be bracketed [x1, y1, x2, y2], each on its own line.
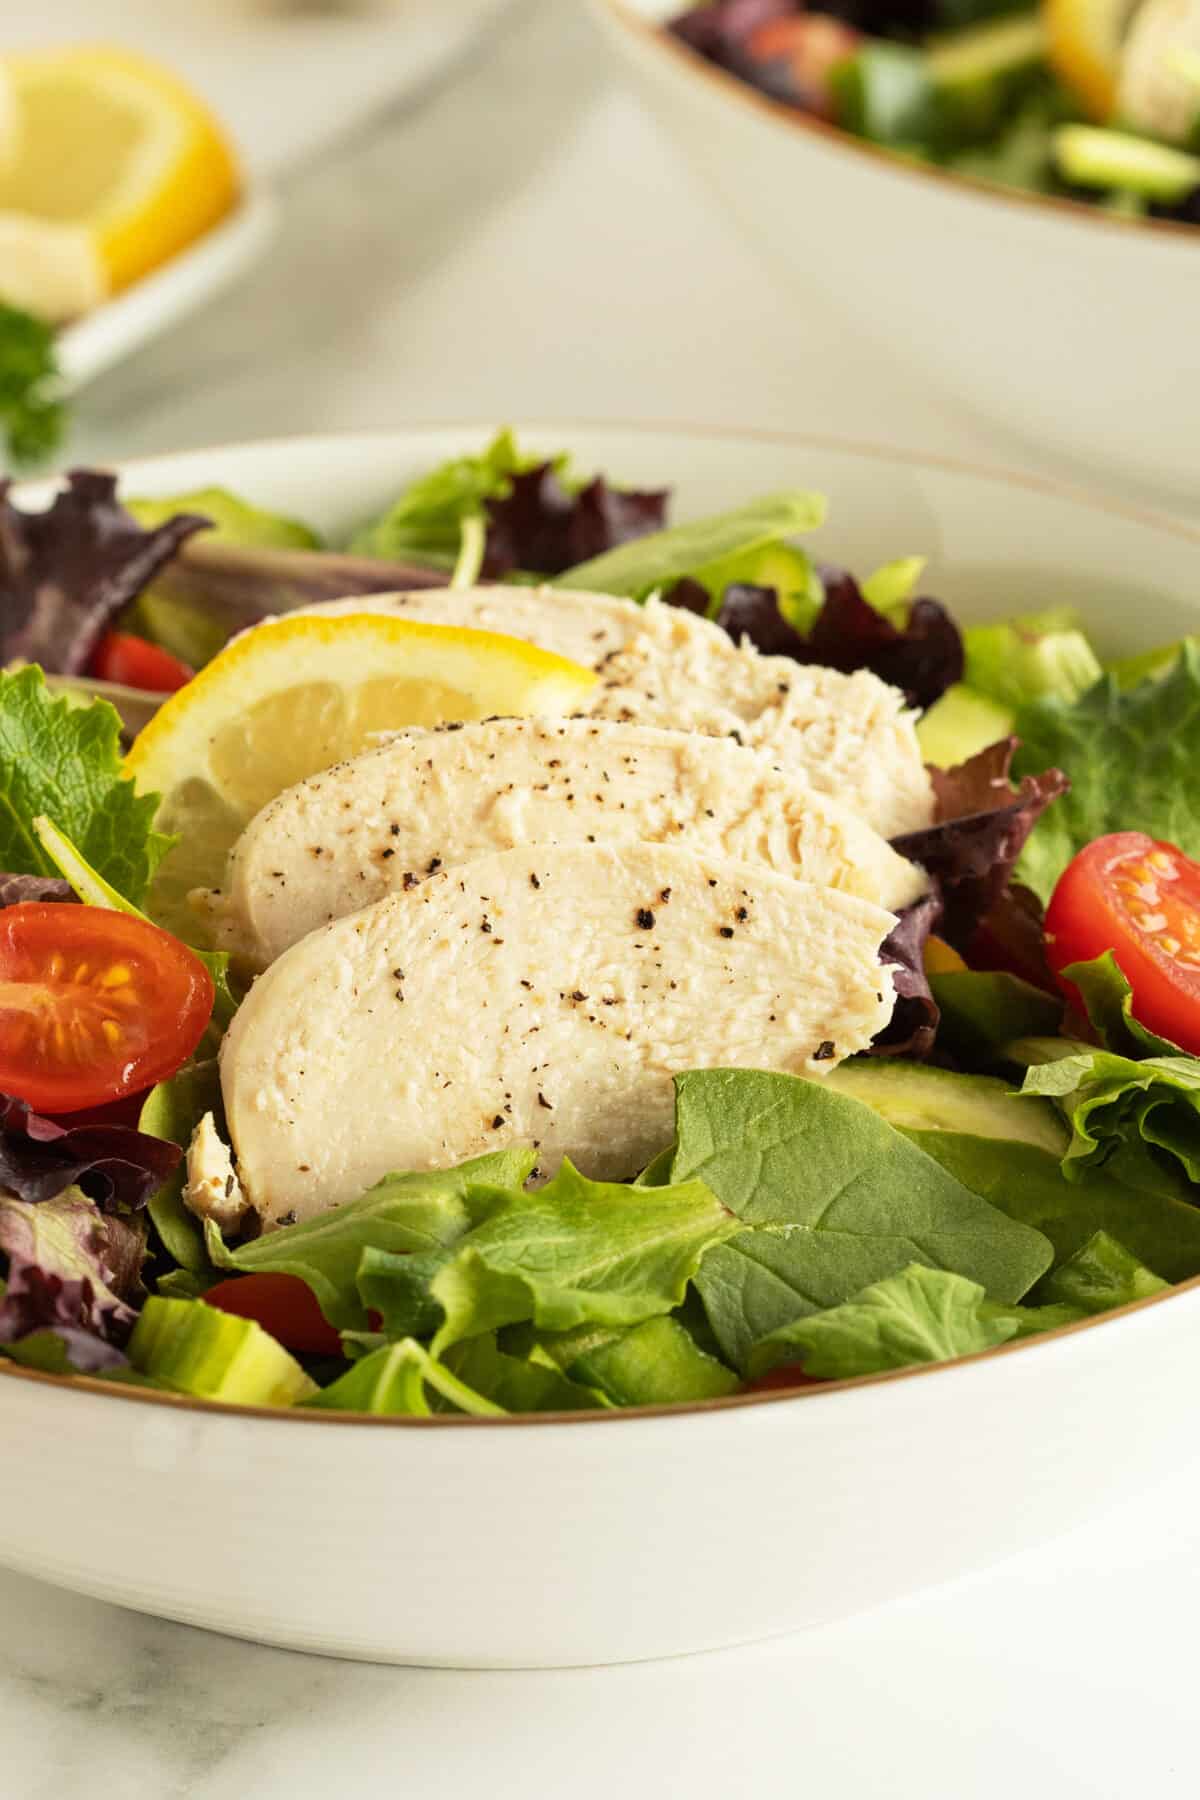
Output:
[670, 0, 1200, 222]
[2, 430, 1200, 1418]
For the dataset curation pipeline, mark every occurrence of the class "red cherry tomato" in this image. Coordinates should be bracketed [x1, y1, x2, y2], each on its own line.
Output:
[204, 1274, 343, 1357]
[90, 631, 193, 694]
[0, 903, 213, 1113]
[1045, 832, 1200, 1052]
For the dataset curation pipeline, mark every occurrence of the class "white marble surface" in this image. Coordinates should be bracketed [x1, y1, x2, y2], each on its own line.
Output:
[7, 0, 1200, 1790]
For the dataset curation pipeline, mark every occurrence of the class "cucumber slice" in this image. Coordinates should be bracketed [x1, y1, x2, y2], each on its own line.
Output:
[824, 1060, 1069, 1154]
[1053, 124, 1200, 198]
[917, 683, 1015, 766]
[129, 1296, 317, 1407]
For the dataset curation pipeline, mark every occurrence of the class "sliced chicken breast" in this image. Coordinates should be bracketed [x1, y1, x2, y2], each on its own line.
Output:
[206, 717, 928, 969]
[220, 842, 897, 1228]
[301, 587, 934, 837]
[587, 600, 932, 838]
[301, 585, 641, 670]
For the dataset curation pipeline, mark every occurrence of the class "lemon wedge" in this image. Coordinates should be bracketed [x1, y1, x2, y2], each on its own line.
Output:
[0, 44, 240, 319]
[125, 612, 598, 939]
[1045, 0, 1137, 119]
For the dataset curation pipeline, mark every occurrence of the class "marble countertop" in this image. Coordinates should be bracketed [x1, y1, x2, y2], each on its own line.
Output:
[7, 2, 1200, 1791]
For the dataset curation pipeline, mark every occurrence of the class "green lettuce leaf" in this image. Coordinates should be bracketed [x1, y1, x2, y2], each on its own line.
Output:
[305, 1338, 506, 1417]
[1060, 951, 1180, 1058]
[1013, 643, 1200, 902]
[746, 1264, 1050, 1382]
[905, 1132, 1200, 1282]
[0, 666, 169, 903]
[206, 1150, 532, 1331]
[667, 1070, 1052, 1369]
[138, 1062, 222, 1278]
[1020, 1049, 1200, 1185]
[1035, 1230, 1168, 1312]
[444, 1334, 605, 1413]
[558, 491, 826, 598]
[429, 1159, 737, 1354]
[350, 429, 539, 563]
[561, 1314, 738, 1406]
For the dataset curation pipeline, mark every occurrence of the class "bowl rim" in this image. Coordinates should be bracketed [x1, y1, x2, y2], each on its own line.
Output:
[5, 416, 1200, 1431]
[596, 0, 1200, 252]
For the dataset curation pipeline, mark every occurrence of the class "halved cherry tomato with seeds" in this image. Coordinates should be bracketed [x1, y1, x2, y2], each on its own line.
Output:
[0, 903, 213, 1113]
[1045, 832, 1200, 1052]
[204, 1273, 345, 1357]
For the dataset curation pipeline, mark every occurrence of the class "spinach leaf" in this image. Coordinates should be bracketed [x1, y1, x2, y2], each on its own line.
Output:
[1014, 644, 1200, 902]
[905, 1133, 1200, 1283]
[430, 1159, 736, 1354]
[558, 491, 825, 597]
[668, 1070, 1052, 1370]
[929, 968, 1063, 1065]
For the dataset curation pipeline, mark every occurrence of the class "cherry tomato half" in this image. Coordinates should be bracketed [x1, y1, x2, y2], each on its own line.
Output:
[204, 1274, 344, 1357]
[0, 903, 214, 1113]
[1045, 832, 1200, 1052]
[90, 631, 193, 694]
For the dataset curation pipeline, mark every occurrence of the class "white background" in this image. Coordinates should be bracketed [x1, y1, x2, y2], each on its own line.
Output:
[3, 2, 1199, 1793]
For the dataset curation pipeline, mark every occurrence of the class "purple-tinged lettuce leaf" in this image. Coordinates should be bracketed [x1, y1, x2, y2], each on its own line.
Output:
[893, 739, 1069, 949]
[0, 872, 75, 907]
[0, 1188, 142, 1370]
[482, 466, 669, 579]
[0, 1265, 130, 1371]
[868, 890, 943, 1059]
[0, 470, 208, 674]
[0, 1093, 180, 1211]
[714, 569, 963, 709]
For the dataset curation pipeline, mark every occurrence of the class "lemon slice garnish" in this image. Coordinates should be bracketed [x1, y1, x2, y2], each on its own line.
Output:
[125, 612, 598, 938]
[0, 44, 240, 317]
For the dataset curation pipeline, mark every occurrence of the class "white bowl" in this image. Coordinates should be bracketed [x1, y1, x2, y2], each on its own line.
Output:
[4, 423, 1200, 1669]
[592, 1, 1200, 505]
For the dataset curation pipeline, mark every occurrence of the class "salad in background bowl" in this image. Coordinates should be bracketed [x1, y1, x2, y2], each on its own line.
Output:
[667, 0, 1200, 223]
[4, 423, 1200, 1667]
[592, 1, 1200, 502]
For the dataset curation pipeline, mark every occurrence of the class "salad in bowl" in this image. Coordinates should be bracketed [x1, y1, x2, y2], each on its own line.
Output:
[3, 429, 1200, 1424]
[667, 0, 1200, 223]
